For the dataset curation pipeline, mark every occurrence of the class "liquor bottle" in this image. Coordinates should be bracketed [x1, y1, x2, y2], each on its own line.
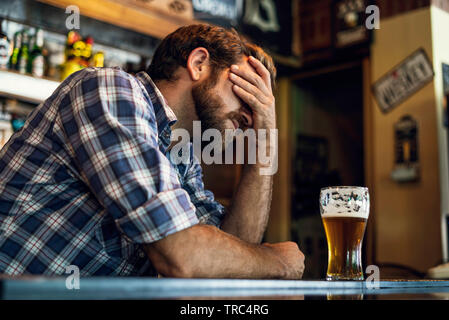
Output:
[18, 31, 29, 74]
[9, 31, 22, 70]
[92, 51, 104, 67]
[29, 29, 45, 77]
[26, 30, 35, 74]
[0, 19, 12, 69]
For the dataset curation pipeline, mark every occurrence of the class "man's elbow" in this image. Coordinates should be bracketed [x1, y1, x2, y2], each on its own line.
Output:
[145, 245, 195, 278]
[144, 225, 215, 278]
[158, 260, 194, 278]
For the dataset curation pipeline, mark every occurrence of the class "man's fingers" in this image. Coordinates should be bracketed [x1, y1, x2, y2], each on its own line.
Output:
[229, 73, 271, 105]
[232, 84, 264, 112]
[248, 56, 272, 92]
[230, 65, 269, 96]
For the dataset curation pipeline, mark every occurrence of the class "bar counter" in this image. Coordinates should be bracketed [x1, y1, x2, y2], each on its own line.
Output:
[1, 277, 449, 300]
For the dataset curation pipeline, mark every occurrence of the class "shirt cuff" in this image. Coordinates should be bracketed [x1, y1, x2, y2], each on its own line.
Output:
[114, 189, 199, 243]
[197, 205, 226, 228]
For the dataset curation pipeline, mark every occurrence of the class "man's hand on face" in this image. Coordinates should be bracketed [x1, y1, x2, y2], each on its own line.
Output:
[228, 56, 276, 131]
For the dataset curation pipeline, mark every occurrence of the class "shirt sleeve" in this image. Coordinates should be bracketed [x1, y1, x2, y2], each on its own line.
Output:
[58, 67, 199, 244]
[178, 144, 226, 228]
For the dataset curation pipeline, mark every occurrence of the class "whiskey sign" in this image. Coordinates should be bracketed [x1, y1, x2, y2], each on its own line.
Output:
[372, 48, 434, 113]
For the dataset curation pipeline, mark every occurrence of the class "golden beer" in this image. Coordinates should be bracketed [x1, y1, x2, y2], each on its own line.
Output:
[322, 216, 367, 280]
[320, 187, 370, 281]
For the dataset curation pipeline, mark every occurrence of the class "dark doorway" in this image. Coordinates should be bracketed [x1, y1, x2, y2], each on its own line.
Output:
[290, 64, 365, 279]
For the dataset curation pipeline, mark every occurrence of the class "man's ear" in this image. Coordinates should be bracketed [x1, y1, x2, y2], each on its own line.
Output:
[186, 47, 210, 81]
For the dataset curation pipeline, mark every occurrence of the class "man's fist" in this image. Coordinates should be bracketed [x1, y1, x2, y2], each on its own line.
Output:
[263, 242, 305, 280]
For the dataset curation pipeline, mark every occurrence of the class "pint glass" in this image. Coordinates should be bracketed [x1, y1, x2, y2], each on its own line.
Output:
[320, 186, 370, 281]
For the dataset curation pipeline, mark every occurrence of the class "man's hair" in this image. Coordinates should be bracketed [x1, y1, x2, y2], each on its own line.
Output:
[147, 24, 276, 91]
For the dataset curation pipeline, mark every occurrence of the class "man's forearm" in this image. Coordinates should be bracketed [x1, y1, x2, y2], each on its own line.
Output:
[145, 224, 289, 279]
[223, 55, 278, 244]
[220, 163, 273, 244]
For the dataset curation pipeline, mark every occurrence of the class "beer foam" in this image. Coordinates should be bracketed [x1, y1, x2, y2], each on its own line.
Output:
[321, 211, 369, 219]
[320, 187, 370, 219]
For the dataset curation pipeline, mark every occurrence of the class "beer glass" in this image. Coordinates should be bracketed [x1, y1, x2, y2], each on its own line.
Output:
[320, 186, 370, 281]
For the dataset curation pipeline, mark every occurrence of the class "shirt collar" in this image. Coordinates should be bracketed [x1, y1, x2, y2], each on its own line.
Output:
[135, 71, 177, 150]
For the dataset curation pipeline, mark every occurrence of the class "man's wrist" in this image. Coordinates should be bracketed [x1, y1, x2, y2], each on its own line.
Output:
[260, 244, 288, 279]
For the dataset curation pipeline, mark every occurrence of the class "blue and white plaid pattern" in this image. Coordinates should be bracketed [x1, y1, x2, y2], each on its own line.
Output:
[0, 67, 225, 276]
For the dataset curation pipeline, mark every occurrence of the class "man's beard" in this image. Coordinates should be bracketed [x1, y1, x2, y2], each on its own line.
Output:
[191, 72, 249, 154]
[192, 77, 246, 129]
[191, 80, 227, 152]
[192, 79, 227, 134]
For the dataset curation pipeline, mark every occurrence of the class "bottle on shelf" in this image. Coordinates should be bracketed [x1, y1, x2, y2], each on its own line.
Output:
[18, 30, 30, 74]
[92, 51, 104, 68]
[9, 31, 22, 70]
[0, 19, 13, 70]
[26, 30, 35, 74]
[29, 28, 45, 77]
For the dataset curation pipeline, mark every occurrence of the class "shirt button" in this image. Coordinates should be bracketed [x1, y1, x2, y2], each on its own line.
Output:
[139, 250, 145, 258]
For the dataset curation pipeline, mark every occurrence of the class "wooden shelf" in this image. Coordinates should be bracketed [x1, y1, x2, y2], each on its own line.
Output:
[37, 0, 201, 40]
[0, 69, 60, 104]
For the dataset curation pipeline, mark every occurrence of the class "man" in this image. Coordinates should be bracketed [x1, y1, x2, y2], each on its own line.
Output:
[0, 24, 304, 278]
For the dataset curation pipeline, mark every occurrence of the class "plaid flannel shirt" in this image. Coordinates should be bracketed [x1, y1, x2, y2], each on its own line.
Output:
[0, 67, 225, 276]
